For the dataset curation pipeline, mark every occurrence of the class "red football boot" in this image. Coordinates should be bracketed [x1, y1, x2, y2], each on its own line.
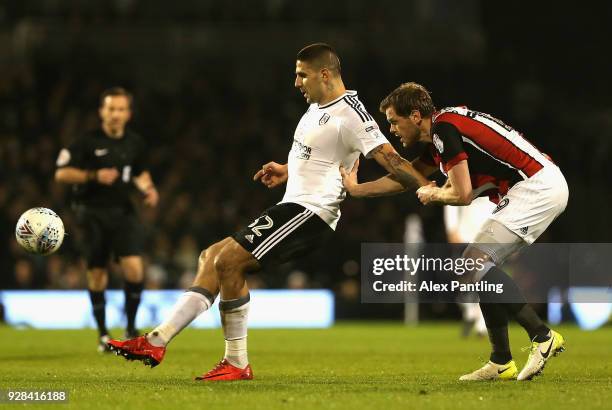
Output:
[195, 359, 253, 381]
[107, 335, 166, 368]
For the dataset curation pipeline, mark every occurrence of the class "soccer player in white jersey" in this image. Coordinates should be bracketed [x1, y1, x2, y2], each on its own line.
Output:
[107, 44, 429, 381]
[342, 82, 568, 381]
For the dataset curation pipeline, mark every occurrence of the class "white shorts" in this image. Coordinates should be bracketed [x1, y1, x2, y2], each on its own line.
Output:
[487, 165, 569, 244]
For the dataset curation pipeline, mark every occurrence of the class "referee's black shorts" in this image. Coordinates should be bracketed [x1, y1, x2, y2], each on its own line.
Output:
[232, 202, 333, 268]
[75, 206, 145, 268]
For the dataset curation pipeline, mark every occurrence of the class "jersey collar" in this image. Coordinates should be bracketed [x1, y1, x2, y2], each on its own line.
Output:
[317, 90, 357, 109]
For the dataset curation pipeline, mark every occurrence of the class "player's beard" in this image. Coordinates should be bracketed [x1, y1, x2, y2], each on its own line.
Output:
[108, 119, 125, 135]
[401, 128, 420, 148]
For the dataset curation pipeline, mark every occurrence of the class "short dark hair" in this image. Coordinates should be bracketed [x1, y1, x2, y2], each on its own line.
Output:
[379, 82, 435, 118]
[99, 87, 133, 108]
[296, 43, 341, 74]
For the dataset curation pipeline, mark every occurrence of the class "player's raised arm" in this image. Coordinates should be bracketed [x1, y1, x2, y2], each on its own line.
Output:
[253, 161, 288, 189]
[341, 143, 431, 198]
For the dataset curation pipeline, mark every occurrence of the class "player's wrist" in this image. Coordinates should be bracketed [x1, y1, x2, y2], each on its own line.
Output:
[141, 185, 155, 194]
[347, 183, 363, 197]
[87, 170, 98, 182]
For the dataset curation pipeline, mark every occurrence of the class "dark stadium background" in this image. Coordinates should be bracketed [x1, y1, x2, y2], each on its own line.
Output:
[1, 1, 610, 319]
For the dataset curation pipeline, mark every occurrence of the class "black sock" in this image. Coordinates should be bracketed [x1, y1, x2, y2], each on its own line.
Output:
[481, 267, 550, 342]
[510, 304, 550, 342]
[479, 266, 526, 305]
[124, 280, 144, 334]
[89, 290, 108, 337]
[479, 303, 512, 364]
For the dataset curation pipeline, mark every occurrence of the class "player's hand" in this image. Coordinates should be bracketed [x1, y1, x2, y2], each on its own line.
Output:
[340, 158, 360, 195]
[143, 187, 159, 207]
[96, 168, 119, 185]
[416, 181, 438, 205]
[253, 162, 288, 188]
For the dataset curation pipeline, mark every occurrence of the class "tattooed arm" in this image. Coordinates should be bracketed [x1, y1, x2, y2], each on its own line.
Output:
[340, 143, 433, 198]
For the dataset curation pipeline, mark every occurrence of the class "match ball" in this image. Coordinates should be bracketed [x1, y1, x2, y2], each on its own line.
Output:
[15, 207, 65, 255]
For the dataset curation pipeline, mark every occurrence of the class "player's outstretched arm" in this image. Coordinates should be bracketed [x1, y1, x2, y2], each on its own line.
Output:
[55, 166, 119, 185]
[416, 160, 473, 206]
[253, 161, 288, 189]
[341, 143, 431, 198]
[341, 159, 405, 197]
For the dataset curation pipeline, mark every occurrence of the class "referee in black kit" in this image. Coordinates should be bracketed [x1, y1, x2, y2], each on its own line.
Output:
[55, 87, 159, 352]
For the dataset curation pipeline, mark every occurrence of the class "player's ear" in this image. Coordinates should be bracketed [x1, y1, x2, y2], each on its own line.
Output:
[320, 67, 329, 81]
[411, 110, 422, 123]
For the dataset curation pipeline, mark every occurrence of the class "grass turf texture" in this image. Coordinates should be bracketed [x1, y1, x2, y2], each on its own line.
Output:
[0, 323, 610, 410]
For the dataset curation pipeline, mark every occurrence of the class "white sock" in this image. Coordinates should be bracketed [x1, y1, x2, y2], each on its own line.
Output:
[225, 337, 248, 369]
[221, 301, 250, 369]
[474, 306, 487, 335]
[148, 290, 212, 347]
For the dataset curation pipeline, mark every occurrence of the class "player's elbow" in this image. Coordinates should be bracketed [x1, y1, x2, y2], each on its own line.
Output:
[54, 169, 70, 184]
[458, 192, 472, 205]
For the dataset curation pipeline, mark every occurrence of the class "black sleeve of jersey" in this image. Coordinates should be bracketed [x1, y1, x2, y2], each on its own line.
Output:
[60, 137, 89, 169]
[432, 121, 467, 166]
[418, 144, 436, 166]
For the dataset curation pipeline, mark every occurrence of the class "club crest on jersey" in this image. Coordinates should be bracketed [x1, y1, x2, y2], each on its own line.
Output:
[319, 113, 330, 125]
[433, 134, 444, 153]
[56, 148, 71, 166]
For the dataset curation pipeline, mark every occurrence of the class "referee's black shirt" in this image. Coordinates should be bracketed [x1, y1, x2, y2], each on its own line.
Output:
[56, 128, 147, 211]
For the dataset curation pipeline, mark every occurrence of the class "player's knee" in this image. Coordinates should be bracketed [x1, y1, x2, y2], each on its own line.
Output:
[87, 268, 107, 289]
[88, 268, 106, 279]
[460, 245, 494, 283]
[198, 249, 208, 264]
[213, 249, 234, 280]
[120, 256, 143, 280]
[123, 266, 143, 282]
[200, 237, 231, 265]
[213, 244, 247, 281]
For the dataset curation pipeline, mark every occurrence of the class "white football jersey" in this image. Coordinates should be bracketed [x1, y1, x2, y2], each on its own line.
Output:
[280, 90, 388, 229]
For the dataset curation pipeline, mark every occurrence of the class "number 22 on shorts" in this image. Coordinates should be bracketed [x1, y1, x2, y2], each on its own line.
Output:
[248, 215, 273, 237]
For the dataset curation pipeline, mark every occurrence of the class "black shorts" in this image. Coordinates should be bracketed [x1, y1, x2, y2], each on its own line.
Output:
[232, 202, 333, 267]
[75, 206, 144, 268]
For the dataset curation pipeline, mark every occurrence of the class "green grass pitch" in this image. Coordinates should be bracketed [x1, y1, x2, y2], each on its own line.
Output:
[1, 323, 610, 409]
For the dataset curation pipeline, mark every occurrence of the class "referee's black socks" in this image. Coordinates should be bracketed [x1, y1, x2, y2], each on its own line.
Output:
[88, 290, 108, 337]
[124, 280, 144, 335]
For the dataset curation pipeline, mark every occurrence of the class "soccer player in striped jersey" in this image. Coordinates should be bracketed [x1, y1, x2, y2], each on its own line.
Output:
[341, 82, 568, 381]
[106, 45, 429, 380]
